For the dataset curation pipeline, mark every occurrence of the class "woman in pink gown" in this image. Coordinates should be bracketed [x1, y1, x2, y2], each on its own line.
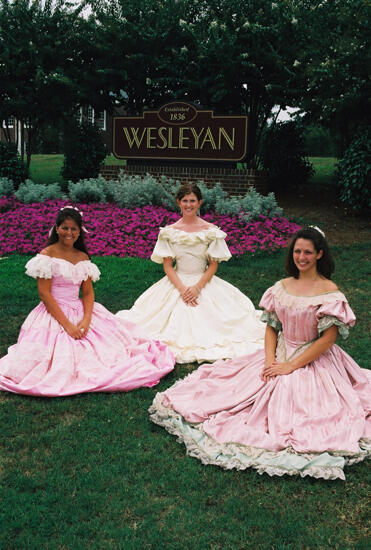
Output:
[0, 206, 174, 396]
[149, 227, 371, 480]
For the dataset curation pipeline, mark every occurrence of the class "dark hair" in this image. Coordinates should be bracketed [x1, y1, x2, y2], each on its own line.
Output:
[285, 227, 334, 279]
[176, 183, 203, 202]
[46, 207, 90, 256]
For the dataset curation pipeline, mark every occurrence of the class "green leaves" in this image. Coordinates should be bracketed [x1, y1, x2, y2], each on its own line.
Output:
[337, 127, 371, 212]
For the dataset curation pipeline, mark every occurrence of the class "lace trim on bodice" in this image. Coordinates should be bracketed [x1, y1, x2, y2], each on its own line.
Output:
[159, 225, 227, 244]
[272, 280, 347, 309]
[318, 315, 350, 340]
[152, 225, 232, 263]
[25, 254, 100, 284]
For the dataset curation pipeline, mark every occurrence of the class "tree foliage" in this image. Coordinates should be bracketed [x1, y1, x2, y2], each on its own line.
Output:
[0, 0, 368, 172]
[261, 120, 313, 190]
[0, 142, 28, 187]
[62, 120, 107, 183]
[0, 0, 108, 166]
[90, 0, 306, 167]
[337, 126, 371, 213]
[291, 0, 370, 154]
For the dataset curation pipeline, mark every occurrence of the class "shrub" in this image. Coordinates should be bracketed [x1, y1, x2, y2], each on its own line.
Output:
[197, 182, 229, 213]
[0, 177, 15, 197]
[15, 181, 63, 203]
[261, 121, 314, 189]
[68, 177, 114, 204]
[111, 172, 178, 209]
[337, 127, 371, 213]
[62, 120, 107, 182]
[96, 175, 283, 220]
[0, 142, 29, 188]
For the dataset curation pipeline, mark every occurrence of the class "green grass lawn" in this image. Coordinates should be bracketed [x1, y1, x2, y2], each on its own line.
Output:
[28, 154, 337, 188]
[0, 246, 370, 550]
[29, 154, 126, 184]
[308, 156, 338, 187]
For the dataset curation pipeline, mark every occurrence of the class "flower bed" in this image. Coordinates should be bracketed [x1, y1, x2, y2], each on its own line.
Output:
[0, 198, 300, 257]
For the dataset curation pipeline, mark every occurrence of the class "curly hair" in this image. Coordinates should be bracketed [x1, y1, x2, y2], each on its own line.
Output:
[285, 227, 334, 279]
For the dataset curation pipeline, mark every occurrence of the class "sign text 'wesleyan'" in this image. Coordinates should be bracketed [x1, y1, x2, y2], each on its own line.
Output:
[113, 102, 247, 161]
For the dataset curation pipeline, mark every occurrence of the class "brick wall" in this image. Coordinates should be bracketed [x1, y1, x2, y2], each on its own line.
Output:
[99, 164, 269, 196]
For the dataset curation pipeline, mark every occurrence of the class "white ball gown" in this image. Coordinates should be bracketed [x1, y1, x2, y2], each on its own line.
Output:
[116, 225, 265, 363]
[0, 255, 174, 396]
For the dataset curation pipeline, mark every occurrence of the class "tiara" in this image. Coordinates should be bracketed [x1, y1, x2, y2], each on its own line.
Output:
[48, 206, 89, 236]
[309, 225, 325, 238]
[60, 205, 83, 217]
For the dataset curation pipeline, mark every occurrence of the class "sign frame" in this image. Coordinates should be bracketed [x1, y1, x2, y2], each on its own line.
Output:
[113, 101, 248, 162]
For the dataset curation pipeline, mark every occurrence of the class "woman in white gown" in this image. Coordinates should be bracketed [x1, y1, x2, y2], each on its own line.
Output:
[116, 184, 265, 363]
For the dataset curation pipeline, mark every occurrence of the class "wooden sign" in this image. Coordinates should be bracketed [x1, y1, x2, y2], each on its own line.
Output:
[113, 101, 247, 162]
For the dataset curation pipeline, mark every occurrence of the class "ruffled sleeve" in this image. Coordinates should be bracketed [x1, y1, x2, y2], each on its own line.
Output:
[83, 262, 100, 282]
[25, 255, 100, 283]
[150, 228, 175, 264]
[25, 255, 53, 279]
[206, 228, 232, 262]
[259, 283, 282, 332]
[316, 298, 356, 340]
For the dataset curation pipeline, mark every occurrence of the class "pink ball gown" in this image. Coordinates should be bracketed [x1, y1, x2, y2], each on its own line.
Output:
[149, 280, 371, 480]
[0, 255, 174, 396]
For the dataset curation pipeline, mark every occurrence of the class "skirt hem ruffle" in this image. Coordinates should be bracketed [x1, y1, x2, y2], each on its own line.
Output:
[149, 394, 371, 481]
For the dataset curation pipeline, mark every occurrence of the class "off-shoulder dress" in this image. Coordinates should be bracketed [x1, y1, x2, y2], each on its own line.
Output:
[149, 280, 371, 480]
[116, 226, 265, 363]
[0, 255, 174, 396]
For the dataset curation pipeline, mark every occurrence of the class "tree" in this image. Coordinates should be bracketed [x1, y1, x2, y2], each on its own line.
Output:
[290, 0, 370, 155]
[90, 0, 307, 168]
[0, 0, 107, 167]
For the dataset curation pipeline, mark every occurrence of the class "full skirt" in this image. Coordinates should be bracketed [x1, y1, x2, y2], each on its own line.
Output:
[0, 300, 174, 396]
[116, 274, 265, 363]
[149, 346, 371, 480]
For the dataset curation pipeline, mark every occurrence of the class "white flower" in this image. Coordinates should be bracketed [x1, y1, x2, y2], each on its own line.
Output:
[243, 20, 250, 28]
[210, 20, 218, 28]
[293, 60, 301, 67]
[309, 225, 325, 237]
[292, 17, 298, 25]
[179, 19, 187, 27]
[272, 3, 278, 8]
[146, 77, 151, 85]
[220, 23, 227, 30]
[180, 46, 188, 53]
[241, 53, 249, 59]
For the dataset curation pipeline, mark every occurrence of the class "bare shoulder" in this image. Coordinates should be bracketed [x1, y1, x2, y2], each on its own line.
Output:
[167, 221, 181, 229]
[77, 251, 90, 261]
[320, 279, 339, 292]
[203, 221, 217, 229]
[195, 219, 216, 230]
[39, 246, 53, 256]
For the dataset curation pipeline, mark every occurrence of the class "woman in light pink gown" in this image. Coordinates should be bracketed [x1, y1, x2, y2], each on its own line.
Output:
[0, 206, 174, 396]
[149, 227, 371, 480]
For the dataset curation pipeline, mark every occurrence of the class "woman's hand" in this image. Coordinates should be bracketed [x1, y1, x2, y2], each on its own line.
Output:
[77, 318, 90, 337]
[261, 360, 296, 381]
[64, 321, 84, 340]
[181, 285, 200, 306]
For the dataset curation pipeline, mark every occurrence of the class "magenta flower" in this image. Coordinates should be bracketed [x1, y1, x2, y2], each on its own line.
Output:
[0, 198, 300, 258]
